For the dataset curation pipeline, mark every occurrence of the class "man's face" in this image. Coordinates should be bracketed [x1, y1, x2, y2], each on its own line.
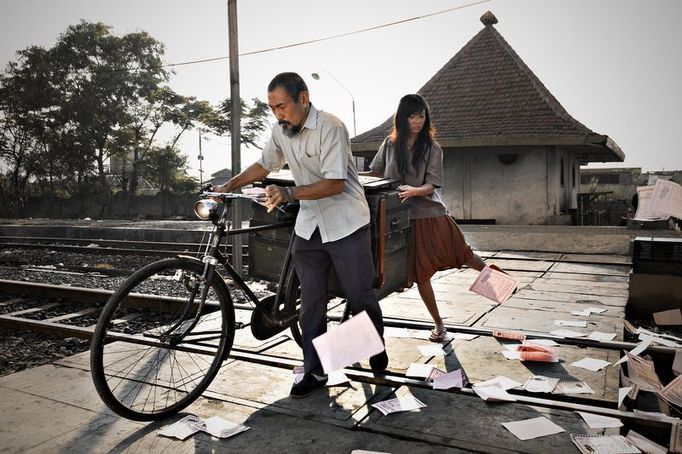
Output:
[268, 86, 309, 137]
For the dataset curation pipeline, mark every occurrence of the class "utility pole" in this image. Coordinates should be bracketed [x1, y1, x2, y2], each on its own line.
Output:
[228, 0, 243, 274]
[198, 130, 204, 186]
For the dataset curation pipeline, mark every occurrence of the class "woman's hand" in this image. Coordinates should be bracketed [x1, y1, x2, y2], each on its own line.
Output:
[397, 184, 418, 203]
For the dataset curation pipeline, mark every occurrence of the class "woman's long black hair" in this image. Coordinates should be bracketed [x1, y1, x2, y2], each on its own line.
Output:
[389, 94, 435, 183]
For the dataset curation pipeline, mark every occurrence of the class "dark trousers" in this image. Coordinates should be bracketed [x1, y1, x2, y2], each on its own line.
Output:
[292, 225, 385, 375]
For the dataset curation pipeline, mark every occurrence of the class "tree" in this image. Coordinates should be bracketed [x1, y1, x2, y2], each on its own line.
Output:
[206, 97, 270, 149]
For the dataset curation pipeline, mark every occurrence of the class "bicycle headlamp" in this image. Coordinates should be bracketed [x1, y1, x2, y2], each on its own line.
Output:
[194, 199, 221, 221]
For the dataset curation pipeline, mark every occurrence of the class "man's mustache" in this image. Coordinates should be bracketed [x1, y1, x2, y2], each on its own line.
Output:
[278, 120, 292, 127]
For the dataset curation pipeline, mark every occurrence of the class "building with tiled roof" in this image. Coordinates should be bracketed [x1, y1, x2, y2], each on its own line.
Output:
[352, 11, 624, 224]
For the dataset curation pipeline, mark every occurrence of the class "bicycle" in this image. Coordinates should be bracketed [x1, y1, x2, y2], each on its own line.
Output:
[90, 190, 308, 421]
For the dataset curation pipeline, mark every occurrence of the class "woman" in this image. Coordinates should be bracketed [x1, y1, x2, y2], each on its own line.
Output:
[366, 94, 487, 342]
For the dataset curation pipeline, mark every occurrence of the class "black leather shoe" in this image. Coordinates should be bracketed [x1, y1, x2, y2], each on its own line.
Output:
[290, 373, 327, 398]
[369, 350, 388, 371]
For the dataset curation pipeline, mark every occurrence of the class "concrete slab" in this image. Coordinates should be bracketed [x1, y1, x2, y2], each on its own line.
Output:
[482, 258, 555, 272]
[380, 294, 490, 326]
[502, 297, 625, 321]
[512, 288, 627, 308]
[560, 253, 632, 265]
[495, 251, 564, 260]
[359, 385, 590, 453]
[428, 336, 620, 404]
[548, 262, 631, 276]
[543, 271, 629, 283]
[474, 306, 622, 338]
[527, 280, 629, 298]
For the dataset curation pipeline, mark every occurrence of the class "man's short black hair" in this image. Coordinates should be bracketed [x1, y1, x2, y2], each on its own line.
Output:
[268, 72, 308, 103]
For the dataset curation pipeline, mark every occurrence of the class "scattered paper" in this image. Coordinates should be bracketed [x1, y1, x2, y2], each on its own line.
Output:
[654, 308, 682, 326]
[572, 358, 610, 372]
[518, 341, 559, 362]
[523, 375, 559, 393]
[570, 434, 640, 454]
[576, 411, 623, 429]
[432, 369, 467, 390]
[658, 374, 682, 408]
[634, 178, 682, 221]
[618, 387, 633, 407]
[492, 329, 526, 342]
[502, 416, 565, 440]
[588, 331, 617, 342]
[553, 381, 594, 395]
[639, 332, 682, 349]
[450, 332, 479, 341]
[551, 329, 587, 338]
[312, 310, 385, 374]
[158, 415, 203, 440]
[327, 369, 350, 387]
[372, 394, 426, 415]
[405, 363, 435, 379]
[469, 265, 518, 303]
[475, 376, 522, 390]
[202, 416, 250, 439]
[384, 327, 410, 338]
[674, 350, 682, 376]
[625, 430, 667, 454]
[555, 320, 588, 328]
[613, 340, 652, 366]
[472, 383, 517, 402]
[293, 365, 305, 384]
[571, 307, 606, 317]
[426, 367, 446, 382]
[501, 350, 520, 360]
[625, 352, 662, 391]
[417, 344, 446, 357]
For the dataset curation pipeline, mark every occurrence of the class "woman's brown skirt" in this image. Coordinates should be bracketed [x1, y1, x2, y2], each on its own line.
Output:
[408, 215, 474, 286]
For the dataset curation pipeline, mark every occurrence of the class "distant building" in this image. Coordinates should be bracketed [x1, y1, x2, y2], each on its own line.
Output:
[205, 168, 232, 187]
[352, 11, 624, 225]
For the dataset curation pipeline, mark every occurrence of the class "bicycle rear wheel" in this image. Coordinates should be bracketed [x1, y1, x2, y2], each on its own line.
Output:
[90, 257, 234, 421]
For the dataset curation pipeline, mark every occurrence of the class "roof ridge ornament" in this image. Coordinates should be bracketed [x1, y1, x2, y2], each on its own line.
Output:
[480, 11, 498, 27]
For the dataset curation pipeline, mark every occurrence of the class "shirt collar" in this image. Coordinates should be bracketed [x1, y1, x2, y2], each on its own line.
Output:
[302, 103, 318, 131]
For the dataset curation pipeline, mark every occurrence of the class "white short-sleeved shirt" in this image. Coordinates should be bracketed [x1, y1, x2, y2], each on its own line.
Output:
[257, 104, 370, 243]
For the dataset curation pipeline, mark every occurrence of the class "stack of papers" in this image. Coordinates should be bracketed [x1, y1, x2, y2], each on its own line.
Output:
[518, 341, 559, 362]
[371, 394, 426, 415]
[159, 415, 249, 440]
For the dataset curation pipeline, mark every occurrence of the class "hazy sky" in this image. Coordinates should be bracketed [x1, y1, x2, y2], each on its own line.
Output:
[1, 0, 681, 179]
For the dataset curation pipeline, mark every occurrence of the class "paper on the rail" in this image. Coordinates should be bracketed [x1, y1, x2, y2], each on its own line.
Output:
[613, 339, 652, 366]
[492, 329, 526, 342]
[550, 329, 587, 338]
[588, 331, 617, 342]
[432, 369, 467, 390]
[312, 310, 384, 374]
[576, 411, 623, 429]
[553, 381, 594, 395]
[405, 363, 435, 378]
[472, 383, 517, 402]
[502, 416, 565, 441]
[469, 265, 518, 303]
[570, 434, 640, 454]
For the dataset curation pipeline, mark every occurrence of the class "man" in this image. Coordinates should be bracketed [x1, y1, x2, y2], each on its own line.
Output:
[215, 72, 388, 398]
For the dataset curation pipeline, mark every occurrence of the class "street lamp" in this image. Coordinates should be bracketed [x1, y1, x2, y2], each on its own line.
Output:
[311, 71, 356, 137]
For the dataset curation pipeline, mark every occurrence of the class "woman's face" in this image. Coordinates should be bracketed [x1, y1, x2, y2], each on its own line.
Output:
[407, 110, 426, 136]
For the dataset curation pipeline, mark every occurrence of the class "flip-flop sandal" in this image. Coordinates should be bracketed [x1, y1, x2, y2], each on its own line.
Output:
[429, 327, 447, 343]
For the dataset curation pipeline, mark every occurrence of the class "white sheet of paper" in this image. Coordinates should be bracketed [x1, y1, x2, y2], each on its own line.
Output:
[659, 374, 682, 408]
[472, 384, 517, 402]
[158, 415, 203, 440]
[202, 416, 249, 439]
[501, 350, 520, 360]
[450, 332, 478, 341]
[571, 309, 593, 317]
[384, 326, 410, 338]
[528, 339, 560, 347]
[555, 320, 587, 328]
[626, 352, 662, 391]
[417, 344, 446, 357]
[327, 369, 350, 387]
[618, 387, 633, 407]
[468, 265, 518, 303]
[588, 331, 617, 341]
[674, 350, 682, 376]
[572, 358, 610, 371]
[475, 376, 522, 390]
[551, 329, 587, 338]
[523, 375, 559, 393]
[432, 369, 465, 390]
[625, 430, 667, 454]
[312, 310, 385, 374]
[649, 179, 682, 220]
[654, 308, 682, 326]
[576, 411, 623, 429]
[639, 332, 682, 348]
[405, 363, 435, 378]
[614, 339, 652, 366]
[371, 394, 426, 415]
[502, 416, 565, 440]
[553, 381, 594, 395]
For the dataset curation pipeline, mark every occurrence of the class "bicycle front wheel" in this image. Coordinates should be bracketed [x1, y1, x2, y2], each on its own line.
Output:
[90, 257, 235, 421]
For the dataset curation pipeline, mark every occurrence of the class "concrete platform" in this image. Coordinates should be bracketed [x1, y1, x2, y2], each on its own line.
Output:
[0, 223, 656, 453]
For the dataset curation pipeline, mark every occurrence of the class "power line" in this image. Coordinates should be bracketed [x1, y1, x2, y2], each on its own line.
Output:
[154, 0, 491, 70]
